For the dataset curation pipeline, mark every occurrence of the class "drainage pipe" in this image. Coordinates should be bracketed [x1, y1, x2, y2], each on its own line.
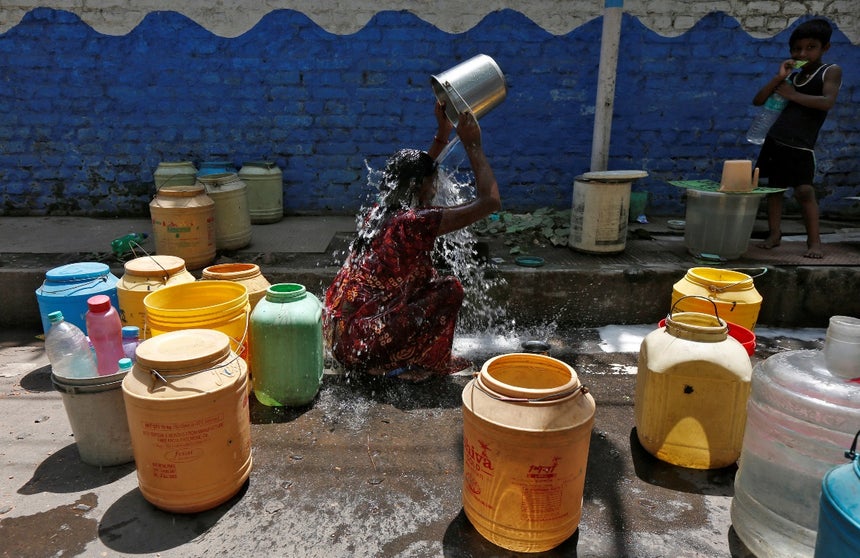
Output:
[590, 0, 624, 172]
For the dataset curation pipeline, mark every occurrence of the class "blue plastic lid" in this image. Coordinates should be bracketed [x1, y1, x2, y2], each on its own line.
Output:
[122, 326, 140, 338]
[45, 262, 110, 282]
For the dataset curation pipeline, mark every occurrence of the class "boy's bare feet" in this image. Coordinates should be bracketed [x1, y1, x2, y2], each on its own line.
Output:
[804, 243, 824, 259]
[757, 234, 781, 250]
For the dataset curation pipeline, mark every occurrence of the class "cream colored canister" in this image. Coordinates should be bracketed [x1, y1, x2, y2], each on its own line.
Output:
[635, 305, 752, 469]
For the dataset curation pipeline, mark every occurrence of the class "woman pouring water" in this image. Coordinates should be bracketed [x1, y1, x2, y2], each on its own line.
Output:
[324, 101, 501, 382]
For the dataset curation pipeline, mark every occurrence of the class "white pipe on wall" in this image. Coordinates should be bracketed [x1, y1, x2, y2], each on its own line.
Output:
[590, 0, 623, 172]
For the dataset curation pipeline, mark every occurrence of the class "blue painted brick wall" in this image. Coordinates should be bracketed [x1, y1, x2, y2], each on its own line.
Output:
[0, 8, 857, 217]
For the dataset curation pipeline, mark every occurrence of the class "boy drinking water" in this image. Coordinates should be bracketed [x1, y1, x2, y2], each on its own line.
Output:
[753, 18, 842, 258]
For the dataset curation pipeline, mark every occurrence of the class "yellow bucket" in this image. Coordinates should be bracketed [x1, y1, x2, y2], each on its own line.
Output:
[671, 267, 764, 330]
[143, 281, 250, 360]
[117, 255, 196, 337]
[462, 353, 595, 552]
[122, 329, 251, 513]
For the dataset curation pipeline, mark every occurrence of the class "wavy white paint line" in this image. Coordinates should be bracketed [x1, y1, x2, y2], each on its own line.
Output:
[1, 2, 858, 43]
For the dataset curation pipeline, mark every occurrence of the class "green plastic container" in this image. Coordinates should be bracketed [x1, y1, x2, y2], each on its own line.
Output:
[249, 283, 324, 407]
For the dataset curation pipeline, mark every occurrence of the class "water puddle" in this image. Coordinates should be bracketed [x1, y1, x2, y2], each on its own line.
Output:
[0, 493, 98, 556]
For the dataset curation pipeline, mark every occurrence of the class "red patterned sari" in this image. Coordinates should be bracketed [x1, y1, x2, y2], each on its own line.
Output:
[324, 207, 465, 375]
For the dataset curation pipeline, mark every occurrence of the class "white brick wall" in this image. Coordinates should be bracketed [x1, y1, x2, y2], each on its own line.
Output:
[2, 1, 858, 42]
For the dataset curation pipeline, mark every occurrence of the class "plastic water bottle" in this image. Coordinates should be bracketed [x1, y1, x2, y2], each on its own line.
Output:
[121, 326, 140, 361]
[746, 60, 807, 145]
[44, 310, 98, 379]
[117, 357, 134, 375]
[110, 232, 148, 256]
[85, 295, 125, 376]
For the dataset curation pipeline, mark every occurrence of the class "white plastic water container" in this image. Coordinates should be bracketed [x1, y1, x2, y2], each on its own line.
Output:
[731, 321, 860, 556]
[568, 170, 648, 253]
[684, 190, 763, 260]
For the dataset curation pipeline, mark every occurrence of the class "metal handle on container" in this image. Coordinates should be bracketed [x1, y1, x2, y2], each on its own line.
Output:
[669, 295, 721, 321]
[443, 81, 479, 128]
[474, 376, 589, 403]
[728, 267, 769, 279]
[845, 430, 860, 461]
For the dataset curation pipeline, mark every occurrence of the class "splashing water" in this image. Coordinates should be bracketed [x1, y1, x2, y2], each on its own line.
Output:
[432, 161, 510, 335]
[337, 146, 560, 346]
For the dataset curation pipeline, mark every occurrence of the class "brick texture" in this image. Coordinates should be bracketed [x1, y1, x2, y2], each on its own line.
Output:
[0, 8, 857, 217]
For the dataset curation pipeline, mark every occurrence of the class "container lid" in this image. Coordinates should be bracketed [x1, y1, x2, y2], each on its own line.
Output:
[201, 263, 260, 281]
[156, 184, 206, 196]
[124, 255, 187, 278]
[239, 161, 280, 173]
[197, 172, 241, 187]
[87, 294, 112, 313]
[122, 326, 140, 338]
[45, 262, 110, 282]
[669, 179, 783, 195]
[579, 170, 648, 182]
[135, 329, 232, 372]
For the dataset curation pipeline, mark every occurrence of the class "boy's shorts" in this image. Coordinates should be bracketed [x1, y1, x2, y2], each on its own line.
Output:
[756, 137, 816, 188]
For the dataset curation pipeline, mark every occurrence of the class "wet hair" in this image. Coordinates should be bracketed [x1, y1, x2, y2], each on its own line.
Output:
[790, 18, 833, 47]
[378, 148, 437, 208]
[350, 148, 436, 256]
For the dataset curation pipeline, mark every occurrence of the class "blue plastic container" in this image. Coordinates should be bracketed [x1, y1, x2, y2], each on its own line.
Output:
[196, 161, 237, 176]
[815, 430, 860, 557]
[35, 262, 120, 336]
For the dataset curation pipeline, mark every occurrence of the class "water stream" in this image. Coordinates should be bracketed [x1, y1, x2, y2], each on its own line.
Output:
[433, 141, 558, 348]
[327, 144, 557, 368]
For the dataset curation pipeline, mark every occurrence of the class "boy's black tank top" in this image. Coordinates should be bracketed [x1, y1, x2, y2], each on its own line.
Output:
[768, 63, 836, 150]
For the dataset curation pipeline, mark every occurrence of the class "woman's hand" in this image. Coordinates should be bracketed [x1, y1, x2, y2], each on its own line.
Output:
[455, 111, 481, 150]
[435, 101, 454, 139]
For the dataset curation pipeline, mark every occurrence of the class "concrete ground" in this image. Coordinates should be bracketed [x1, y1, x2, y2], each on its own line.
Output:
[0, 322, 828, 558]
[0, 213, 858, 557]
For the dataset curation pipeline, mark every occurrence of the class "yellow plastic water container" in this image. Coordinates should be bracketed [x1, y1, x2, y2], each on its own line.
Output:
[149, 184, 216, 270]
[462, 353, 595, 552]
[635, 304, 752, 469]
[671, 267, 763, 330]
[201, 263, 271, 311]
[122, 329, 251, 513]
[116, 255, 196, 336]
[143, 281, 250, 361]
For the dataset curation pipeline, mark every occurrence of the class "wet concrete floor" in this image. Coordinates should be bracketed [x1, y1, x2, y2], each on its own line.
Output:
[0, 324, 827, 557]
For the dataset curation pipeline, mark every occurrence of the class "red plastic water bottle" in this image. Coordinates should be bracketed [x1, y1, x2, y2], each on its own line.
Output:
[85, 295, 125, 376]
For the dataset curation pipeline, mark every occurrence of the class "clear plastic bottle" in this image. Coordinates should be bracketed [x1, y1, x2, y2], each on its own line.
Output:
[85, 294, 125, 376]
[731, 335, 860, 556]
[44, 310, 98, 379]
[746, 61, 806, 145]
[121, 326, 140, 361]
